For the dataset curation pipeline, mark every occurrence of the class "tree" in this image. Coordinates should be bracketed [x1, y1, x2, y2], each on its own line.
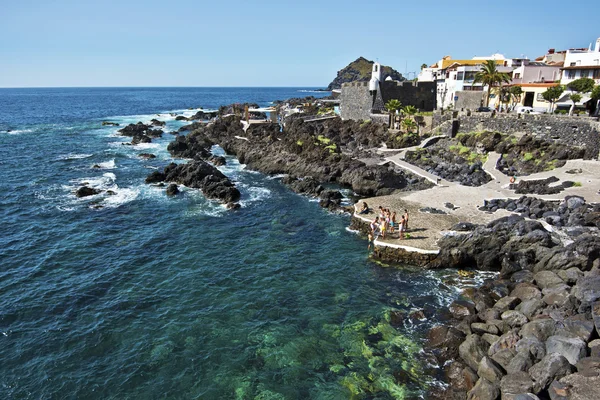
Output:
[420, 63, 428, 70]
[474, 60, 512, 107]
[402, 105, 417, 116]
[401, 118, 417, 133]
[509, 86, 523, 111]
[384, 99, 402, 113]
[569, 93, 582, 116]
[591, 85, 600, 116]
[541, 85, 565, 113]
[567, 78, 595, 94]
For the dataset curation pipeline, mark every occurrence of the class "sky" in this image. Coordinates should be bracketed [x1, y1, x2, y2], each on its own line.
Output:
[1, 0, 598, 87]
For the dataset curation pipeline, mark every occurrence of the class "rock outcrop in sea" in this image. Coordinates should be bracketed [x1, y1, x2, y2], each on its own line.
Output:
[166, 115, 433, 210]
[146, 161, 240, 206]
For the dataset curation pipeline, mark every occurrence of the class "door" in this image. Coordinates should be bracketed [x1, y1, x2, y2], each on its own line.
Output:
[524, 92, 534, 107]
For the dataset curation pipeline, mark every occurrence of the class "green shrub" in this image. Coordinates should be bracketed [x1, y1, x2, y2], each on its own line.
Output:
[523, 152, 534, 162]
[317, 135, 331, 145]
[573, 181, 582, 187]
[296, 140, 303, 146]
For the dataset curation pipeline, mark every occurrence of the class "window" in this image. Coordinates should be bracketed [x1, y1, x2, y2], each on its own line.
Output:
[581, 70, 589, 78]
[464, 71, 477, 81]
[570, 62, 576, 66]
[594, 69, 600, 79]
[375, 65, 378, 72]
[514, 73, 521, 79]
[456, 72, 464, 80]
[567, 70, 576, 79]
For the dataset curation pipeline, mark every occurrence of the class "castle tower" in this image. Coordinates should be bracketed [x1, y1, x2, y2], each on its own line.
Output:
[369, 62, 381, 94]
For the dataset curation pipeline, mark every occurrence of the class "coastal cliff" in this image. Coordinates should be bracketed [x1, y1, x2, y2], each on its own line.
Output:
[326, 57, 405, 90]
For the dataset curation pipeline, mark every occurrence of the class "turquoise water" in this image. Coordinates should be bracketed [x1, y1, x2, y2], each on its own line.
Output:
[0, 88, 475, 399]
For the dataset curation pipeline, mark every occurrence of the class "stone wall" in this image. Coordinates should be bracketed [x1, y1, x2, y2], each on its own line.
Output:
[432, 113, 600, 159]
[454, 91, 485, 110]
[340, 80, 437, 121]
[379, 80, 437, 112]
[339, 82, 373, 121]
[349, 216, 438, 267]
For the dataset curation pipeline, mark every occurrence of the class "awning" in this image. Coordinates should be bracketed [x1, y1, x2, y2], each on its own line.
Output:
[556, 94, 592, 106]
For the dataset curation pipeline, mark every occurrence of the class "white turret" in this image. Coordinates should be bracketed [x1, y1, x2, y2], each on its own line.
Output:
[595, 38, 600, 52]
[369, 62, 381, 92]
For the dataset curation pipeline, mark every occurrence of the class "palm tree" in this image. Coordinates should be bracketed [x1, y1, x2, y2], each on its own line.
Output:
[420, 63, 428, 70]
[402, 105, 417, 116]
[401, 118, 417, 133]
[385, 99, 402, 113]
[474, 60, 512, 107]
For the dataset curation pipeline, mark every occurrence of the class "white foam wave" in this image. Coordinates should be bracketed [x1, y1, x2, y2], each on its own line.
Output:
[2, 129, 34, 135]
[297, 90, 329, 93]
[133, 143, 161, 150]
[102, 188, 139, 208]
[93, 159, 116, 169]
[57, 153, 93, 161]
[69, 172, 117, 190]
[236, 183, 272, 207]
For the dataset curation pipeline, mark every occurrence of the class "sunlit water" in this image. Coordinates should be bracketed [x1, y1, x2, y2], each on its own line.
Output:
[0, 88, 489, 399]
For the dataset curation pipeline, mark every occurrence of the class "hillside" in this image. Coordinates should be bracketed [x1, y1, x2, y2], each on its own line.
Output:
[326, 57, 405, 91]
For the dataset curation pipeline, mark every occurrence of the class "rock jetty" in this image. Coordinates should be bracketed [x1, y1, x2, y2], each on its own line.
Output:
[425, 199, 600, 400]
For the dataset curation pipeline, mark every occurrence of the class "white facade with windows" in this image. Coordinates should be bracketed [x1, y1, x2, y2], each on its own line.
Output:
[560, 38, 600, 86]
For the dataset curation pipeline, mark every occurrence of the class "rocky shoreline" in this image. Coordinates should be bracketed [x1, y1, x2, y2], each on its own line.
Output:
[416, 195, 599, 400]
[129, 101, 600, 399]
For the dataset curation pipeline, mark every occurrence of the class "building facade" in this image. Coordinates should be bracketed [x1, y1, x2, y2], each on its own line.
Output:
[560, 38, 600, 86]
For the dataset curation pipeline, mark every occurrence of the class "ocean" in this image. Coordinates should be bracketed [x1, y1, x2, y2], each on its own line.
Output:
[0, 87, 485, 399]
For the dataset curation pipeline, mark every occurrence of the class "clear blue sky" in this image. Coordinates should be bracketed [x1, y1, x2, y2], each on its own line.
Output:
[1, 0, 598, 87]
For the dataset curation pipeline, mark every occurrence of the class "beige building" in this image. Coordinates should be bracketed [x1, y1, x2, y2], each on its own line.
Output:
[488, 83, 559, 112]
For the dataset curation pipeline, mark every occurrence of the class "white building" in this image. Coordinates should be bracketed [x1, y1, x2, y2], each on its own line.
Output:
[510, 61, 561, 85]
[560, 38, 600, 86]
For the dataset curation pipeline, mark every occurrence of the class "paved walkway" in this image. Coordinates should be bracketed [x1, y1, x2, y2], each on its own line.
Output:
[359, 140, 600, 254]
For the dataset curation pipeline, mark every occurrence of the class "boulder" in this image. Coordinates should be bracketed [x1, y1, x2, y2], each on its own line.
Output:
[545, 335, 588, 365]
[506, 351, 534, 374]
[492, 348, 517, 371]
[75, 186, 101, 198]
[516, 299, 545, 320]
[516, 337, 546, 362]
[558, 373, 600, 400]
[565, 196, 585, 210]
[575, 356, 600, 377]
[542, 283, 571, 296]
[145, 171, 166, 184]
[534, 271, 564, 290]
[459, 334, 490, 371]
[557, 267, 584, 285]
[494, 296, 521, 313]
[511, 270, 535, 284]
[572, 276, 600, 303]
[589, 339, 600, 358]
[529, 353, 573, 393]
[520, 318, 556, 342]
[478, 356, 505, 383]
[500, 371, 534, 399]
[467, 378, 499, 400]
[166, 184, 179, 196]
[557, 318, 594, 342]
[450, 300, 477, 319]
[472, 323, 500, 335]
[511, 283, 542, 301]
[502, 310, 529, 327]
[548, 380, 569, 400]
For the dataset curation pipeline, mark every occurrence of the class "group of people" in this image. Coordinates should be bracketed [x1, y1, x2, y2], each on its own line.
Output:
[363, 204, 409, 250]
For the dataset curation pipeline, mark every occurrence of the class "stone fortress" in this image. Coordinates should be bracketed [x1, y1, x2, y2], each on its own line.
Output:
[339, 62, 436, 122]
